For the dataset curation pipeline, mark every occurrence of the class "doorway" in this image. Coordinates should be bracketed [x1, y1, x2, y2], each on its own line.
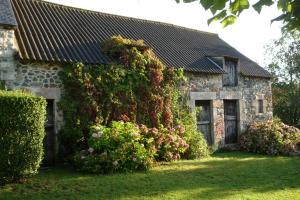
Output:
[195, 100, 213, 145]
[43, 99, 55, 166]
[224, 100, 238, 144]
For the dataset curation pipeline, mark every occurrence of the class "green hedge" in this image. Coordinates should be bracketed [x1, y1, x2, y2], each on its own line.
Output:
[0, 90, 46, 184]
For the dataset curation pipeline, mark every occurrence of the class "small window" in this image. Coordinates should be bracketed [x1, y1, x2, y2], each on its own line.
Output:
[258, 100, 264, 113]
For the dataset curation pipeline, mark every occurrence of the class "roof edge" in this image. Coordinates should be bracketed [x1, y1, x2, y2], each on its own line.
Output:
[0, 0, 17, 27]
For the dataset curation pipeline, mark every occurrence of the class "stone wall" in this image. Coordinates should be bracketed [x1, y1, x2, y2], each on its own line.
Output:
[6, 63, 63, 89]
[187, 72, 272, 147]
[0, 28, 16, 83]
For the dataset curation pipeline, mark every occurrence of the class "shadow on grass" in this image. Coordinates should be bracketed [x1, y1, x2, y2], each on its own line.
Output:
[1, 152, 300, 200]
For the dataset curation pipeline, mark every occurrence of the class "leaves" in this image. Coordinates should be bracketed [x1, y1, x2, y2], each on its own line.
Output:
[240, 119, 300, 155]
[271, 14, 286, 23]
[178, 0, 300, 32]
[221, 15, 237, 27]
[229, 0, 250, 15]
[192, 0, 249, 27]
[200, 0, 215, 10]
[210, 0, 227, 14]
[253, 0, 274, 13]
[60, 36, 186, 156]
[0, 91, 46, 184]
[277, 0, 291, 12]
[208, 10, 227, 25]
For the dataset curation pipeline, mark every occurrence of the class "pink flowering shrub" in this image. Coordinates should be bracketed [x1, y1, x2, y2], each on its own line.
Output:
[239, 119, 300, 155]
[74, 121, 191, 173]
[139, 125, 189, 161]
[74, 121, 155, 173]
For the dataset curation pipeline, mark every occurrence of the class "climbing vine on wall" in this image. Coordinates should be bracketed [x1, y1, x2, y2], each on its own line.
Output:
[59, 35, 185, 153]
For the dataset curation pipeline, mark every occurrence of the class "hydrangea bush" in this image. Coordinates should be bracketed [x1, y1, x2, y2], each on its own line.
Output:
[74, 121, 192, 173]
[239, 119, 300, 155]
[139, 125, 189, 161]
[74, 121, 155, 173]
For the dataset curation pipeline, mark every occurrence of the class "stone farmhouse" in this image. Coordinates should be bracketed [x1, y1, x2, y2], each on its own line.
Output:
[0, 0, 272, 163]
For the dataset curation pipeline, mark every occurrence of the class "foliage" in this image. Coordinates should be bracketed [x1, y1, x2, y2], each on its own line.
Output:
[272, 83, 300, 125]
[60, 35, 209, 168]
[0, 81, 6, 90]
[239, 118, 300, 155]
[265, 32, 300, 84]
[173, 100, 209, 158]
[176, 0, 300, 32]
[140, 125, 189, 161]
[2, 152, 300, 200]
[265, 32, 300, 125]
[169, 78, 209, 158]
[59, 35, 207, 158]
[74, 120, 193, 173]
[74, 121, 155, 173]
[0, 90, 46, 184]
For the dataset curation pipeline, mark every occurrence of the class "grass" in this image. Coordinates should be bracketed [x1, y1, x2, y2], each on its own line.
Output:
[0, 152, 300, 200]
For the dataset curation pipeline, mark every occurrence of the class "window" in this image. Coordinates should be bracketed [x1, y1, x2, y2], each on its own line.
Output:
[258, 100, 264, 113]
[223, 58, 238, 87]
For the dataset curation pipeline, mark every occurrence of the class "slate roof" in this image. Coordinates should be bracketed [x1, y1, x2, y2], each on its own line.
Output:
[0, 0, 17, 27]
[9, 0, 271, 78]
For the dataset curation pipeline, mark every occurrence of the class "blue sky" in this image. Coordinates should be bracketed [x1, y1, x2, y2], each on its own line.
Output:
[46, 0, 283, 67]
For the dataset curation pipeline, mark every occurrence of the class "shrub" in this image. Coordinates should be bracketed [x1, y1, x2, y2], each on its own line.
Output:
[74, 121, 155, 173]
[140, 125, 189, 161]
[172, 89, 209, 159]
[183, 127, 210, 159]
[59, 36, 184, 155]
[239, 119, 300, 155]
[0, 90, 46, 184]
[74, 121, 193, 173]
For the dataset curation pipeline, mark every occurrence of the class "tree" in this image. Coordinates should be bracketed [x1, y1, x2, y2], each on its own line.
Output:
[265, 32, 300, 83]
[272, 83, 300, 125]
[265, 32, 300, 125]
[176, 0, 300, 32]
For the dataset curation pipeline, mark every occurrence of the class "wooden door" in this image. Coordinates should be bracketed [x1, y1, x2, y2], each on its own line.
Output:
[223, 60, 237, 86]
[196, 100, 212, 145]
[43, 99, 55, 166]
[224, 100, 238, 144]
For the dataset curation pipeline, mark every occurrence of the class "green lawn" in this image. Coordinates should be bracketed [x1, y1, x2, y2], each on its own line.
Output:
[1, 152, 300, 200]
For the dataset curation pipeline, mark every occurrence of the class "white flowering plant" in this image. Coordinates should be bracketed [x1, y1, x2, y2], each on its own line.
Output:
[74, 121, 156, 173]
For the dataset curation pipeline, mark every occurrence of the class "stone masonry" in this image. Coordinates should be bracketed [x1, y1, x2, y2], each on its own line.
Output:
[0, 28, 15, 82]
[187, 72, 272, 147]
[7, 63, 63, 89]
